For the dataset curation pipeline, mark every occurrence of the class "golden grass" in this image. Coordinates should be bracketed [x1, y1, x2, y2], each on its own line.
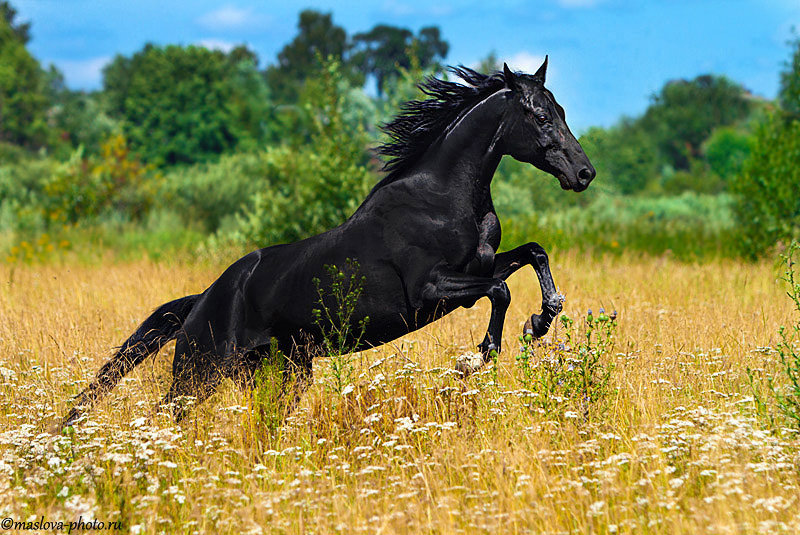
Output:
[0, 252, 798, 534]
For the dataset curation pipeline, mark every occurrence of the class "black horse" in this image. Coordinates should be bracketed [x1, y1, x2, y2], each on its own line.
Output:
[62, 58, 595, 426]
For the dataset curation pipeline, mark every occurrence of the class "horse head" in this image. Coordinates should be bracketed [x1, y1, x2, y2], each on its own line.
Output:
[501, 57, 596, 192]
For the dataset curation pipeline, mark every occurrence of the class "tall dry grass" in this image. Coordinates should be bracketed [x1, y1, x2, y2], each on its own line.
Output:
[0, 252, 797, 534]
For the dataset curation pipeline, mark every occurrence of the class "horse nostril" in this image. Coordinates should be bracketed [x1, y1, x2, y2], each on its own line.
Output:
[578, 167, 595, 183]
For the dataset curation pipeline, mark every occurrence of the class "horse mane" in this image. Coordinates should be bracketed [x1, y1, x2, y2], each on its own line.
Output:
[372, 66, 507, 188]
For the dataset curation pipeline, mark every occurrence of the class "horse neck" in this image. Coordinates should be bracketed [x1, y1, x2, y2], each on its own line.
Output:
[426, 89, 508, 209]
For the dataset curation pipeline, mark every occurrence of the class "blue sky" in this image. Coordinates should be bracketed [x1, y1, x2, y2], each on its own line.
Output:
[14, 0, 800, 133]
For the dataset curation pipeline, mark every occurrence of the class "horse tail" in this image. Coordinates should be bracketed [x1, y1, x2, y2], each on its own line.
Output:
[61, 294, 200, 428]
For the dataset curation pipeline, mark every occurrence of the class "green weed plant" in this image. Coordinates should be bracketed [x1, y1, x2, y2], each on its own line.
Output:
[312, 259, 369, 395]
[748, 241, 800, 429]
[515, 308, 617, 420]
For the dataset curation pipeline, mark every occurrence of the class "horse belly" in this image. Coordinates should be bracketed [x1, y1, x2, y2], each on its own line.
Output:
[356, 278, 418, 347]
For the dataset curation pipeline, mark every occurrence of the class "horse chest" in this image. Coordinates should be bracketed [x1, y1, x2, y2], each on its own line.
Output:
[376, 191, 499, 276]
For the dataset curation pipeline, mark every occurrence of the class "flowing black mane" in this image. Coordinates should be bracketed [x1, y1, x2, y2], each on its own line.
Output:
[377, 66, 506, 179]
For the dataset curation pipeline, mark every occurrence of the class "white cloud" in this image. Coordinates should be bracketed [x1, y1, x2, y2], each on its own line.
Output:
[197, 5, 270, 30]
[55, 56, 111, 89]
[504, 52, 547, 75]
[196, 39, 237, 53]
[381, 0, 414, 16]
[380, 0, 452, 18]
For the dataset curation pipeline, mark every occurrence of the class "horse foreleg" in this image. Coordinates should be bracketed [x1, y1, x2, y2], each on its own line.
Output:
[492, 242, 564, 339]
[421, 269, 510, 375]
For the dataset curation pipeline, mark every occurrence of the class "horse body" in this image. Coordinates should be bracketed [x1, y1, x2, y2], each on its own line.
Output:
[62, 59, 596, 426]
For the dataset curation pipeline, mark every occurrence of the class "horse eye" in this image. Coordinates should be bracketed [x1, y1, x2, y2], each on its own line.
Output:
[524, 106, 548, 125]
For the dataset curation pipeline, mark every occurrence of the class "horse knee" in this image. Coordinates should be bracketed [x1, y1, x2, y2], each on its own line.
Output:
[488, 279, 510, 309]
[527, 242, 550, 265]
[528, 241, 546, 255]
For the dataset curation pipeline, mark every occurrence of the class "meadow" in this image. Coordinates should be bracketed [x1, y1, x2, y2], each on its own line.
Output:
[1, 252, 798, 534]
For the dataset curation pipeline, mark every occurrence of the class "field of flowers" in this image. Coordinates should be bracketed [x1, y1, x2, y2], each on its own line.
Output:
[1, 253, 798, 534]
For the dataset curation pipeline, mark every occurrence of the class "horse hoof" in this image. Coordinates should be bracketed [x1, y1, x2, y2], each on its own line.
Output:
[523, 317, 534, 335]
[455, 352, 485, 377]
[525, 314, 551, 339]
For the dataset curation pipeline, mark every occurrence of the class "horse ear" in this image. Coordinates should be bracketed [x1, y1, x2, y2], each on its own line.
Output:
[503, 63, 517, 91]
[533, 55, 548, 84]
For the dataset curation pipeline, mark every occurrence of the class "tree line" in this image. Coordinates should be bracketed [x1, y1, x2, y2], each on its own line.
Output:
[1, 0, 799, 260]
[1, 5, 447, 165]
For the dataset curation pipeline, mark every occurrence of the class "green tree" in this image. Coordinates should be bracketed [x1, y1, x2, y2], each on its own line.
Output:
[233, 59, 373, 246]
[779, 35, 800, 116]
[264, 10, 355, 104]
[0, 10, 49, 148]
[641, 75, 752, 170]
[44, 66, 118, 155]
[703, 126, 751, 180]
[351, 24, 448, 96]
[416, 26, 449, 67]
[579, 120, 660, 195]
[475, 51, 501, 75]
[1, 1, 29, 43]
[731, 113, 800, 258]
[731, 37, 800, 258]
[102, 43, 274, 165]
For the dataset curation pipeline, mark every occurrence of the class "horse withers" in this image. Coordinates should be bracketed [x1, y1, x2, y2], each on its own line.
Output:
[62, 57, 595, 426]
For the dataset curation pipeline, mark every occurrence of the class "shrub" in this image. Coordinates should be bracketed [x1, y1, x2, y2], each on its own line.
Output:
[515, 308, 617, 419]
[229, 59, 373, 248]
[158, 152, 272, 233]
[730, 113, 800, 258]
[312, 259, 369, 395]
[0, 154, 55, 236]
[748, 241, 800, 429]
[703, 126, 751, 181]
[250, 338, 291, 436]
[500, 192, 737, 260]
[44, 133, 157, 224]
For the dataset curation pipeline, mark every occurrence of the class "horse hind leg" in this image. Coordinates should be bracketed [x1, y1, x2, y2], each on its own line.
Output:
[159, 340, 223, 423]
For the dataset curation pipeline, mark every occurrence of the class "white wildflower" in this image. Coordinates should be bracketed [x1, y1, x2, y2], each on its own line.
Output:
[588, 500, 605, 517]
[364, 413, 382, 425]
[395, 417, 415, 432]
[131, 417, 147, 428]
